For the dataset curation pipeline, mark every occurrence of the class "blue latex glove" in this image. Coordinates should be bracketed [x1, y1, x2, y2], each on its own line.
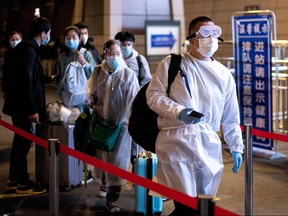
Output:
[178, 108, 202, 124]
[232, 151, 242, 173]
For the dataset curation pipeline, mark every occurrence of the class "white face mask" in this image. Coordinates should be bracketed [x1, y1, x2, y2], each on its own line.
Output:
[81, 34, 88, 45]
[197, 37, 218, 57]
[10, 40, 21, 49]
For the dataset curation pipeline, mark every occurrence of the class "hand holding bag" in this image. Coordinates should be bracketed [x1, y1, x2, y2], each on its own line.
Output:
[86, 112, 123, 151]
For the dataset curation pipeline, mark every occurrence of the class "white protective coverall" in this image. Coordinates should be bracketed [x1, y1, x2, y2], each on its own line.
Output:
[146, 53, 244, 197]
[87, 60, 140, 187]
[124, 49, 152, 156]
[124, 49, 152, 87]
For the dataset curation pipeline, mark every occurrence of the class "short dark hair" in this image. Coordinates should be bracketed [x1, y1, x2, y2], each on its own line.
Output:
[29, 16, 51, 37]
[74, 22, 88, 30]
[64, 26, 81, 38]
[114, 31, 135, 43]
[188, 16, 212, 36]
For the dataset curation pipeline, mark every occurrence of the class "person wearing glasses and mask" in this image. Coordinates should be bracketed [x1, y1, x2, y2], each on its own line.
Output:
[86, 39, 139, 213]
[146, 16, 244, 215]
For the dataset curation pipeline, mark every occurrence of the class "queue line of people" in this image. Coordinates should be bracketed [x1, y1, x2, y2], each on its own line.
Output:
[1, 15, 244, 216]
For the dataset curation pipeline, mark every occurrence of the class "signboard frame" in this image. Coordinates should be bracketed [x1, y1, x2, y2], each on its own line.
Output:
[145, 20, 180, 57]
[232, 12, 274, 150]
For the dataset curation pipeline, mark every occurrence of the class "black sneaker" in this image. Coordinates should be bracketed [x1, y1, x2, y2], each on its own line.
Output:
[6, 180, 19, 189]
[16, 182, 46, 195]
[106, 202, 120, 213]
[87, 171, 94, 183]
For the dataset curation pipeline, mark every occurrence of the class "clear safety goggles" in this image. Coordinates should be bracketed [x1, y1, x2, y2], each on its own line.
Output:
[186, 25, 222, 41]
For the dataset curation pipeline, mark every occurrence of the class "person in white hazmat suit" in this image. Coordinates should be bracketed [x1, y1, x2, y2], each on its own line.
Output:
[114, 31, 152, 171]
[86, 39, 140, 213]
[114, 31, 152, 87]
[146, 16, 244, 215]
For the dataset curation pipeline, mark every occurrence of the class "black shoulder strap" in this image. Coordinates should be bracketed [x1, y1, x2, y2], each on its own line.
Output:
[167, 53, 191, 97]
[136, 55, 142, 82]
[167, 53, 181, 96]
[136, 55, 142, 71]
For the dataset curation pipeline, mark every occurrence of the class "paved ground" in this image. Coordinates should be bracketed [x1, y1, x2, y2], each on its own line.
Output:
[1, 81, 288, 215]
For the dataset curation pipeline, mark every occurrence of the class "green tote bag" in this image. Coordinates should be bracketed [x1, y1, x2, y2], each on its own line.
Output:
[86, 112, 123, 151]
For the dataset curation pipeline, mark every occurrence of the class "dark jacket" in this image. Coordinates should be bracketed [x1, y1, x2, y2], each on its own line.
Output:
[2, 48, 14, 94]
[82, 37, 103, 65]
[2, 38, 47, 122]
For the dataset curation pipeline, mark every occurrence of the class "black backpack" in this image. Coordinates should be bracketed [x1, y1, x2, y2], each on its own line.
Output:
[128, 53, 182, 153]
[73, 106, 95, 156]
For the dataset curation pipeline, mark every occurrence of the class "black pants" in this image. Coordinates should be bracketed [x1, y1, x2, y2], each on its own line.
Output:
[130, 155, 136, 173]
[169, 201, 198, 216]
[106, 185, 122, 203]
[9, 116, 34, 184]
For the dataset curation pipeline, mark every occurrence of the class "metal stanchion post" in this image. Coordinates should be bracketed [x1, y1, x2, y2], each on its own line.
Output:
[48, 139, 60, 216]
[244, 124, 253, 216]
[198, 194, 215, 216]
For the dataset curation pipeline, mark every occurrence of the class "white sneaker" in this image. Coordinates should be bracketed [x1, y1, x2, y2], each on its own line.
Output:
[98, 189, 107, 198]
[106, 202, 120, 213]
[81, 171, 94, 185]
[98, 184, 107, 198]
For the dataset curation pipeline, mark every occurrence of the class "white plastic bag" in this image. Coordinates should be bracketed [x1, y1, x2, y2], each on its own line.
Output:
[46, 102, 80, 124]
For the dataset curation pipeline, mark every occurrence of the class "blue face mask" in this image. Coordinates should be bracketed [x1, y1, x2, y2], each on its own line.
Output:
[106, 56, 122, 70]
[65, 39, 79, 50]
[41, 34, 50, 45]
[122, 46, 133, 58]
[41, 32, 50, 45]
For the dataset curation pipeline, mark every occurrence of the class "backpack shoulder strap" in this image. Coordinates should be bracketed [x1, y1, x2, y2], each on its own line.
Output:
[96, 65, 101, 73]
[166, 53, 181, 95]
[136, 55, 142, 71]
[60, 62, 72, 88]
[136, 55, 142, 82]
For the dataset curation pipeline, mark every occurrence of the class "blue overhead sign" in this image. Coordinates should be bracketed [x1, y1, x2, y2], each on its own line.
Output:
[145, 20, 180, 56]
[151, 32, 176, 49]
[233, 15, 273, 150]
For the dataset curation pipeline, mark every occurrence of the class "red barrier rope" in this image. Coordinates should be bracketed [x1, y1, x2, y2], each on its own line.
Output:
[6, 119, 286, 215]
[0, 120, 48, 149]
[240, 125, 288, 142]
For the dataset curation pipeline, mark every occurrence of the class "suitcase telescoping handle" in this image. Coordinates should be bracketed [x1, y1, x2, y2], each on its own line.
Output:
[147, 157, 153, 216]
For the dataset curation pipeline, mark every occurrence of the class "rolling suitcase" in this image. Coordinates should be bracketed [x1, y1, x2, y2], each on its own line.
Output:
[35, 123, 83, 191]
[134, 151, 162, 216]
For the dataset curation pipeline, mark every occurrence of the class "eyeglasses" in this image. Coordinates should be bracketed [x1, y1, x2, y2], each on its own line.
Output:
[186, 25, 222, 40]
